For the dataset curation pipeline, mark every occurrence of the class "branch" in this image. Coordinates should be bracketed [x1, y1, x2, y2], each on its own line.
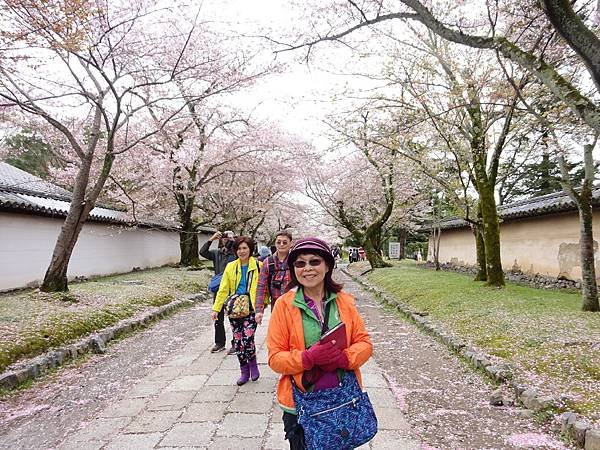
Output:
[396, 0, 600, 133]
[540, 0, 600, 91]
[290, 0, 600, 133]
[276, 11, 418, 54]
[108, 174, 138, 223]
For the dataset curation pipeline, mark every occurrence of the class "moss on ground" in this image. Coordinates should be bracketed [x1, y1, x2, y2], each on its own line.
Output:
[0, 265, 211, 372]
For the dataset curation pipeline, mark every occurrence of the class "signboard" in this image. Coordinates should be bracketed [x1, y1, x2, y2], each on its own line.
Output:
[389, 242, 400, 259]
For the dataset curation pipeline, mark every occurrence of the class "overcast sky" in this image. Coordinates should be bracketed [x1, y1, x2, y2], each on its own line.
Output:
[199, 0, 378, 151]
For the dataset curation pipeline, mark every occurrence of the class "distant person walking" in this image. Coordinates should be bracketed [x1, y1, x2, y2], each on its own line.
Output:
[212, 236, 262, 385]
[200, 230, 236, 354]
[258, 245, 271, 262]
[358, 247, 365, 261]
[331, 245, 340, 268]
[255, 230, 293, 325]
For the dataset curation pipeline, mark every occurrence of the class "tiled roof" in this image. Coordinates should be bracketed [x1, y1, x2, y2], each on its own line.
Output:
[0, 162, 72, 199]
[0, 162, 191, 230]
[433, 187, 600, 230]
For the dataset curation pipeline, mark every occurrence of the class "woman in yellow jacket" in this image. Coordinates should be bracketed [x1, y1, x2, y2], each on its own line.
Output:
[267, 237, 373, 449]
[212, 236, 262, 385]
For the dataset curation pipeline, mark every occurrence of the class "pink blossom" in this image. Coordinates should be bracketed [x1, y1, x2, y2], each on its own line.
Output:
[505, 433, 567, 449]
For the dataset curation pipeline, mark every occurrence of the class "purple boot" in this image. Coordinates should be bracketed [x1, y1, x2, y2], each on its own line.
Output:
[237, 363, 250, 386]
[248, 357, 260, 381]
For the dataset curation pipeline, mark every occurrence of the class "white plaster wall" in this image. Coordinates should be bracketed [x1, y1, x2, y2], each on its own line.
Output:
[0, 212, 210, 291]
[427, 211, 600, 280]
[428, 228, 477, 266]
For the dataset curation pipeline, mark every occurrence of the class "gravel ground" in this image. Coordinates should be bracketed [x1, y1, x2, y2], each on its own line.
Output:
[0, 270, 574, 450]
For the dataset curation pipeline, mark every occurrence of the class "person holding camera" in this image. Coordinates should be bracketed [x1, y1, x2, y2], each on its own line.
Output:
[255, 230, 293, 325]
[200, 230, 237, 354]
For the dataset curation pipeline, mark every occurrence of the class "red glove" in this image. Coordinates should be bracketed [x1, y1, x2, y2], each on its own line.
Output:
[302, 341, 341, 370]
[319, 351, 350, 372]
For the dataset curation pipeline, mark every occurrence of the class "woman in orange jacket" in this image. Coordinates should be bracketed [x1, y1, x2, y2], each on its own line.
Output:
[266, 237, 373, 449]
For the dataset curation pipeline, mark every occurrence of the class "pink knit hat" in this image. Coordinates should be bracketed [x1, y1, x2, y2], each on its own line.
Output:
[289, 237, 335, 269]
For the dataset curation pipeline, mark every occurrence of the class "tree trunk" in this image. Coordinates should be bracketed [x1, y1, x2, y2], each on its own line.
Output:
[539, 150, 551, 195]
[479, 183, 505, 287]
[431, 194, 442, 271]
[474, 224, 487, 281]
[474, 203, 487, 281]
[467, 88, 504, 288]
[433, 229, 441, 270]
[398, 228, 407, 259]
[364, 229, 391, 269]
[41, 156, 97, 292]
[577, 187, 600, 311]
[559, 144, 599, 311]
[178, 193, 201, 267]
[179, 226, 200, 266]
[40, 202, 92, 291]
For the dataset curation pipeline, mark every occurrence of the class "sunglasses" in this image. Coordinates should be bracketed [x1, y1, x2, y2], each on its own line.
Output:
[293, 258, 324, 269]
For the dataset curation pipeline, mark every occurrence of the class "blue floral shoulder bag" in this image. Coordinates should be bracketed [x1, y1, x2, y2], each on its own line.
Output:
[291, 371, 378, 450]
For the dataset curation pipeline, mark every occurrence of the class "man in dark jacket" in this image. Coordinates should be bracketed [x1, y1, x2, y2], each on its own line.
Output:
[200, 230, 236, 353]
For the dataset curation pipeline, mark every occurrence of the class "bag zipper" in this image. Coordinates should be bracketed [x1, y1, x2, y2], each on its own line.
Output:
[309, 396, 359, 417]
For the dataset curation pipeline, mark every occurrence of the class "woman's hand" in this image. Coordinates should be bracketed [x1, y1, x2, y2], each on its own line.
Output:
[211, 311, 218, 321]
[302, 341, 342, 370]
[319, 351, 350, 372]
[255, 312, 264, 325]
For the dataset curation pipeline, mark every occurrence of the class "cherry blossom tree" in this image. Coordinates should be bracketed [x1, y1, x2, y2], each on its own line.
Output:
[117, 22, 289, 265]
[107, 118, 307, 265]
[395, 34, 538, 286]
[198, 147, 304, 240]
[0, 1, 203, 291]
[304, 109, 426, 269]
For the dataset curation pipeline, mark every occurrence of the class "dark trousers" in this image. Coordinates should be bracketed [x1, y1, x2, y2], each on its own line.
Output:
[283, 412, 306, 449]
[213, 293, 226, 346]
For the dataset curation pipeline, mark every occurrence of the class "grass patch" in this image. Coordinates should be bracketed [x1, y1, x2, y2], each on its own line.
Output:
[0, 265, 211, 372]
[356, 260, 600, 423]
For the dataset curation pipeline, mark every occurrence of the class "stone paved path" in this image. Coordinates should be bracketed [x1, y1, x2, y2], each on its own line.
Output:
[54, 296, 419, 450]
[1, 267, 571, 449]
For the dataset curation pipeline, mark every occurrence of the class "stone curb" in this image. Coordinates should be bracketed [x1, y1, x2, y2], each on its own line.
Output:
[427, 262, 580, 291]
[342, 266, 600, 450]
[0, 292, 208, 391]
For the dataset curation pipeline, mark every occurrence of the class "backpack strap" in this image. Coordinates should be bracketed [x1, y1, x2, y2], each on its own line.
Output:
[321, 297, 332, 334]
[266, 256, 276, 298]
[246, 269, 254, 311]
